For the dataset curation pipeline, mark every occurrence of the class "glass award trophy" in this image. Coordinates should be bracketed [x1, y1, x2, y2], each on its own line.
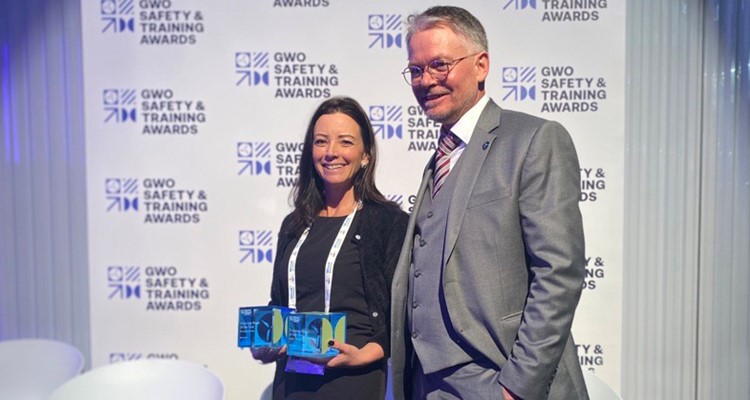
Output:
[285, 311, 346, 358]
[237, 306, 293, 349]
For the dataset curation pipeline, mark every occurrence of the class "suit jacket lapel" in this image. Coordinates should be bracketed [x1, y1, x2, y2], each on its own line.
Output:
[411, 160, 434, 231]
[443, 101, 502, 264]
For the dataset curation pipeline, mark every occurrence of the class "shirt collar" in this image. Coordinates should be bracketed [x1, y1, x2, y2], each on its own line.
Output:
[447, 95, 490, 145]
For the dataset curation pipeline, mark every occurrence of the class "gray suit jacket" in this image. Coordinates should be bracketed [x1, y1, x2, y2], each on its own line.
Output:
[390, 100, 589, 400]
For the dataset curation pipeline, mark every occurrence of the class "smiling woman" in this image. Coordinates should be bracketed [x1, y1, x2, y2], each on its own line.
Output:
[250, 97, 409, 400]
[311, 112, 369, 214]
[286, 97, 395, 233]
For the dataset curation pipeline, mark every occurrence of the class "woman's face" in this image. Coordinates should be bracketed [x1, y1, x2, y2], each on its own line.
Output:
[311, 112, 369, 194]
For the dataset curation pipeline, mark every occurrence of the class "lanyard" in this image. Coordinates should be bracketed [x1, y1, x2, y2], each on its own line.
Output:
[287, 202, 359, 313]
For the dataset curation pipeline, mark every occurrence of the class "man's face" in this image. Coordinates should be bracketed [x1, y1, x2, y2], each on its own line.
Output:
[407, 26, 488, 128]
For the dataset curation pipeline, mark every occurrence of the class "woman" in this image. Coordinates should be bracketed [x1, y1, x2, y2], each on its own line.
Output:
[253, 97, 409, 399]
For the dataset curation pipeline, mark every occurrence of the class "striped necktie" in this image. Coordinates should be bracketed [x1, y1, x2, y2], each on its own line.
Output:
[433, 131, 459, 197]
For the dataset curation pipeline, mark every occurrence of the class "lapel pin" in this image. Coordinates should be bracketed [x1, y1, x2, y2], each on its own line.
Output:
[482, 141, 490, 150]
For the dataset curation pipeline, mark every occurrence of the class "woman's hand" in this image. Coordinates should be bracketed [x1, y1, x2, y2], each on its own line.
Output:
[324, 340, 384, 368]
[250, 345, 286, 364]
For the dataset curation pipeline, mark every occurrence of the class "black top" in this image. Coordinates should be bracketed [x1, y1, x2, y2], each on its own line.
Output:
[280, 214, 373, 348]
[271, 201, 409, 355]
[272, 214, 382, 400]
[269, 202, 409, 400]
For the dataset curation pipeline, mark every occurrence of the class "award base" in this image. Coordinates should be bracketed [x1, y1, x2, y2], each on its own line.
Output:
[238, 305, 293, 349]
[285, 356, 325, 376]
[286, 311, 346, 358]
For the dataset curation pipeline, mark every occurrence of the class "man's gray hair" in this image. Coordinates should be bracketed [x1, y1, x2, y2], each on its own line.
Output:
[405, 6, 488, 53]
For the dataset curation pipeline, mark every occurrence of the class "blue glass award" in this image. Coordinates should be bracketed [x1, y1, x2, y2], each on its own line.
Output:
[237, 306, 293, 349]
[285, 311, 346, 358]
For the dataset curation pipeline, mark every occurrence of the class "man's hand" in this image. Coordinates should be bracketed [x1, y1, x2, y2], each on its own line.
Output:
[502, 385, 522, 400]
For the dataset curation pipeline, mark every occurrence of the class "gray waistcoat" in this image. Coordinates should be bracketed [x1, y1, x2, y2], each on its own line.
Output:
[408, 160, 473, 374]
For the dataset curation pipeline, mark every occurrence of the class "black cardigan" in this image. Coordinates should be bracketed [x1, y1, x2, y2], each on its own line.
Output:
[270, 201, 409, 356]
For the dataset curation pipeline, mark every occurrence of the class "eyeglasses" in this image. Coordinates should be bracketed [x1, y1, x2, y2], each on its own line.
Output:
[401, 53, 479, 86]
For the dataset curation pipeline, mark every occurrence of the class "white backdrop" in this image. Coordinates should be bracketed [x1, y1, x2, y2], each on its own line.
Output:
[80, 1, 624, 398]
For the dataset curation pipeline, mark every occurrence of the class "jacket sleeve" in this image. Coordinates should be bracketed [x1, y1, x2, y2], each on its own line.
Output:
[497, 121, 586, 400]
[269, 214, 294, 307]
[365, 207, 409, 357]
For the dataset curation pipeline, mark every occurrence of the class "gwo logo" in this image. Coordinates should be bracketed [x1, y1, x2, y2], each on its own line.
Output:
[369, 106, 403, 139]
[237, 142, 272, 175]
[501, 67, 536, 101]
[108, 266, 141, 299]
[502, 0, 537, 10]
[235, 52, 270, 86]
[105, 178, 139, 212]
[368, 14, 403, 48]
[101, 0, 135, 33]
[239, 230, 273, 264]
[103, 89, 137, 123]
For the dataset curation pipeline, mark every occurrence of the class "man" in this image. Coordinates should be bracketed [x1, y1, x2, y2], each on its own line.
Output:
[390, 6, 589, 400]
